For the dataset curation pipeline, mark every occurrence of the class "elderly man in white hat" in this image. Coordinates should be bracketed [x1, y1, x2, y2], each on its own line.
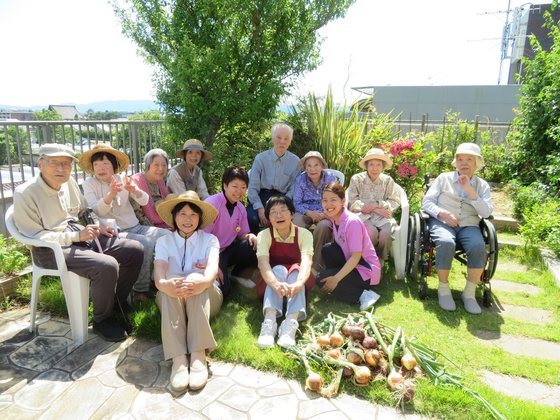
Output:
[347, 148, 401, 267]
[422, 142, 492, 314]
[13, 144, 144, 342]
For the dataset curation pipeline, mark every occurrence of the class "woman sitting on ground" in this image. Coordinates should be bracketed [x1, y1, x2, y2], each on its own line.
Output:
[203, 166, 258, 297]
[422, 142, 492, 315]
[167, 139, 211, 200]
[154, 191, 223, 392]
[256, 196, 314, 349]
[292, 151, 338, 273]
[130, 148, 171, 229]
[79, 143, 170, 304]
[317, 182, 381, 311]
[347, 148, 401, 267]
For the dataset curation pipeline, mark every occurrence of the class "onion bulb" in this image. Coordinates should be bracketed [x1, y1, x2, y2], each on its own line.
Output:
[345, 348, 364, 365]
[362, 336, 377, 349]
[400, 353, 417, 371]
[354, 366, 372, 385]
[305, 372, 323, 391]
[325, 348, 342, 359]
[364, 349, 381, 367]
[316, 334, 331, 347]
[329, 331, 344, 347]
[387, 370, 404, 390]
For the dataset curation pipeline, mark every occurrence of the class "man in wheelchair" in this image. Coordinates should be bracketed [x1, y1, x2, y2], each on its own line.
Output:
[421, 143, 492, 314]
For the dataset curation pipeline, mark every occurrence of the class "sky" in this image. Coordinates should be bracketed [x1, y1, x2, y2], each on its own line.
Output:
[0, 0, 545, 107]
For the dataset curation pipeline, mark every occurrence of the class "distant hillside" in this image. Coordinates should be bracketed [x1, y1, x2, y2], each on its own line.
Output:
[1, 100, 159, 113]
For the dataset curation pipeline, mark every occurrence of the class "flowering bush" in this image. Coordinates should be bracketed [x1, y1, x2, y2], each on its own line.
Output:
[380, 136, 434, 213]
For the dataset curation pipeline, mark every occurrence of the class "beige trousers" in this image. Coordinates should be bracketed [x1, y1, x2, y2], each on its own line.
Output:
[363, 220, 392, 261]
[293, 213, 332, 272]
[156, 283, 222, 361]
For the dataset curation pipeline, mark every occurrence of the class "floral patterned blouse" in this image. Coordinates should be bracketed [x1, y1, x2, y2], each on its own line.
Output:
[346, 172, 401, 228]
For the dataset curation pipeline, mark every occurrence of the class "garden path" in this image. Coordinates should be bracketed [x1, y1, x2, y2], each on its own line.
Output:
[475, 257, 560, 408]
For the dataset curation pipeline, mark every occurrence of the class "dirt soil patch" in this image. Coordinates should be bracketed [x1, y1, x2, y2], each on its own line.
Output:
[490, 185, 514, 219]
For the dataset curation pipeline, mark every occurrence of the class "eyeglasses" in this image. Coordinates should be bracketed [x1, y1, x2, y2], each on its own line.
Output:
[269, 209, 291, 218]
[44, 159, 73, 170]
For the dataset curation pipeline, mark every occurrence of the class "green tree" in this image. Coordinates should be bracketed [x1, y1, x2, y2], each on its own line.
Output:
[33, 109, 62, 121]
[113, 0, 355, 149]
[508, 11, 560, 192]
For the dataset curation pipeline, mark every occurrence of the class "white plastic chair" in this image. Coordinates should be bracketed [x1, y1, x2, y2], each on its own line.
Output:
[391, 184, 409, 280]
[5, 205, 90, 345]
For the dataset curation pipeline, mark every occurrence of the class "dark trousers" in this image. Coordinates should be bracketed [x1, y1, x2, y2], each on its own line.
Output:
[316, 242, 373, 304]
[247, 189, 283, 234]
[219, 239, 258, 297]
[33, 235, 144, 323]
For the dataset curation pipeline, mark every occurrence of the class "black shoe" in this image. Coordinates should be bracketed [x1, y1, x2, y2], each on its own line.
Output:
[93, 317, 127, 342]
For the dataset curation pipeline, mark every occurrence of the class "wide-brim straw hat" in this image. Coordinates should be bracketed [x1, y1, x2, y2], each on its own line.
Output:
[78, 143, 130, 174]
[175, 139, 213, 161]
[299, 151, 327, 170]
[358, 147, 393, 169]
[156, 191, 218, 229]
[452, 142, 485, 170]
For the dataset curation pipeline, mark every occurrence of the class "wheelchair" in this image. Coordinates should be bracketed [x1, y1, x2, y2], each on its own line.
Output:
[405, 209, 499, 307]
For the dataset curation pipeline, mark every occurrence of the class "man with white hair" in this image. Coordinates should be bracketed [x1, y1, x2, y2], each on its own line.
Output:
[247, 124, 300, 234]
[13, 143, 144, 342]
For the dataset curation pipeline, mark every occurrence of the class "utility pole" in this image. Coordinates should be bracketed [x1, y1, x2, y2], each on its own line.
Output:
[498, 0, 513, 84]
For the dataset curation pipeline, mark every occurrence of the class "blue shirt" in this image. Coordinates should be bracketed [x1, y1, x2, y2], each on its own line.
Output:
[293, 170, 338, 214]
[248, 148, 300, 210]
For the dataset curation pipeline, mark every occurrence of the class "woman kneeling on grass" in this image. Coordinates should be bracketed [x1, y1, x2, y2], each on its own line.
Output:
[317, 182, 382, 311]
[256, 195, 314, 349]
[154, 191, 223, 393]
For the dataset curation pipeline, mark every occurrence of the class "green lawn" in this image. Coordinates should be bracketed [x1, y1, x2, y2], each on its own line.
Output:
[13, 245, 560, 420]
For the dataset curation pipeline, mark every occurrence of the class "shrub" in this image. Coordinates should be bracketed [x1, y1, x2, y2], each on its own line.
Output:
[0, 235, 30, 276]
[520, 197, 560, 256]
[379, 135, 436, 213]
[509, 182, 550, 221]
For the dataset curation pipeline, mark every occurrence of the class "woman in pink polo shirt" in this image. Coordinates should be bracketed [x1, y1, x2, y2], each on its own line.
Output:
[317, 182, 382, 311]
[203, 166, 257, 297]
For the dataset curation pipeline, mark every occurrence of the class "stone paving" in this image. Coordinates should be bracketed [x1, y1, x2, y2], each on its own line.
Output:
[475, 253, 560, 409]
[0, 308, 424, 420]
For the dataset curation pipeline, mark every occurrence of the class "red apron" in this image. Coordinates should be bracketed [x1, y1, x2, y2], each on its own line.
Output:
[256, 225, 315, 299]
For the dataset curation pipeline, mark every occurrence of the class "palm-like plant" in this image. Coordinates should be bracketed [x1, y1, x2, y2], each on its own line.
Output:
[290, 87, 399, 184]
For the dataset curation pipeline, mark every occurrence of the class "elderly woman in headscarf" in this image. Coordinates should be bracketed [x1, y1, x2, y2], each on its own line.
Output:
[422, 142, 492, 315]
[346, 148, 401, 267]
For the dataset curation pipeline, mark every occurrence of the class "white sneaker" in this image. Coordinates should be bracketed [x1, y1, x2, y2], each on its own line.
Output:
[277, 319, 299, 348]
[359, 290, 380, 311]
[257, 319, 277, 348]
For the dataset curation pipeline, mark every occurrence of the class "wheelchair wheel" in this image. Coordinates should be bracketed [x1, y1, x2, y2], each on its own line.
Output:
[481, 219, 499, 282]
[407, 213, 428, 298]
[405, 215, 417, 277]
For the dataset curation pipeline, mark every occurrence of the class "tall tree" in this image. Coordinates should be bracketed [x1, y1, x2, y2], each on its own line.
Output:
[509, 10, 560, 191]
[113, 0, 355, 148]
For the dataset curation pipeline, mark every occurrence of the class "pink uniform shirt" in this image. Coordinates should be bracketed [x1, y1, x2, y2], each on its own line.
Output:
[203, 192, 250, 252]
[332, 208, 381, 285]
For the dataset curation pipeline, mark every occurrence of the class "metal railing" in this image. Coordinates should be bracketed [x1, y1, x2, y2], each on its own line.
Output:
[1, 119, 165, 234]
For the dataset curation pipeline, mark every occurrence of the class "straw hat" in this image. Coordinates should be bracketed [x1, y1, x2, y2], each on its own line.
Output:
[175, 139, 213, 161]
[299, 151, 327, 170]
[78, 143, 130, 174]
[358, 148, 393, 169]
[452, 142, 484, 170]
[156, 191, 218, 229]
